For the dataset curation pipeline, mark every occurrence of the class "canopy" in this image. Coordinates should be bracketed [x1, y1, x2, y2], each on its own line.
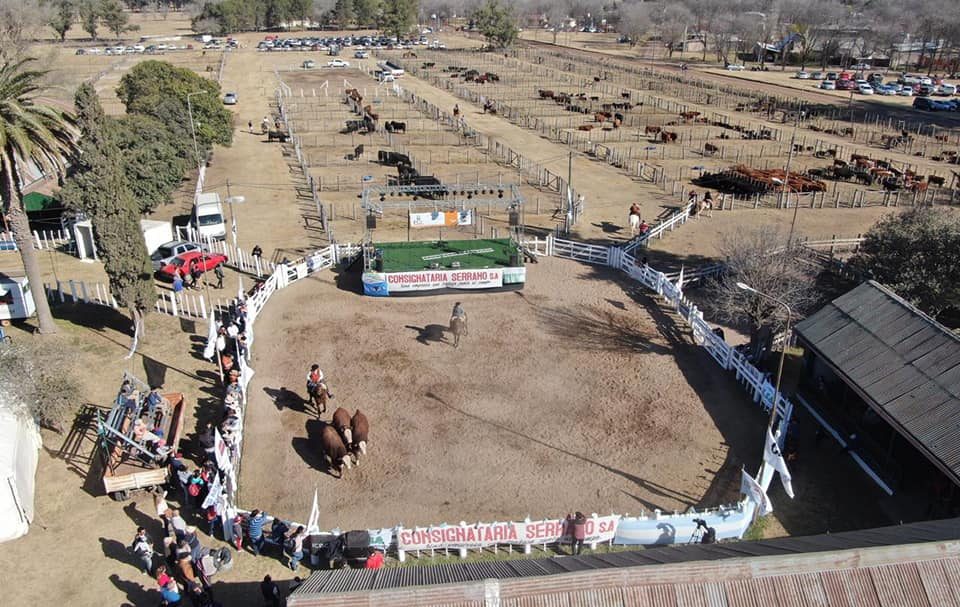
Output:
[0, 409, 41, 543]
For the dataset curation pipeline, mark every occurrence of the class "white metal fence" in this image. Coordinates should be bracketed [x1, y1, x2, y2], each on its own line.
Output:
[0, 229, 74, 252]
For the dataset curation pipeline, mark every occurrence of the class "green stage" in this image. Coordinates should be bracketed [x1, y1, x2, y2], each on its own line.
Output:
[375, 238, 516, 272]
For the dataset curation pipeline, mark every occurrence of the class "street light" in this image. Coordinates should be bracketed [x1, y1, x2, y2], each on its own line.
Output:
[224, 179, 245, 254]
[186, 91, 206, 169]
[736, 281, 793, 431]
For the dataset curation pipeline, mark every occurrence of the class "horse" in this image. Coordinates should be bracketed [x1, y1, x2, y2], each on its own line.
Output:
[308, 381, 331, 416]
[449, 317, 468, 348]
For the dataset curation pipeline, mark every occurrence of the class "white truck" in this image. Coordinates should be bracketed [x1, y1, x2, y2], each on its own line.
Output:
[192, 192, 226, 240]
[0, 274, 36, 322]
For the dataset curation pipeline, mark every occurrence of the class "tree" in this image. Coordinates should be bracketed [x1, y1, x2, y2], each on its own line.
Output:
[0, 59, 78, 335]
[335, 0, 354, 25]
[100, 0, 140, 38]
[0, 338, 81, 433]
[60, 83, 155, 338]
[379, 0, 417, 40]
[48, 0, 75, 42]
[852, 208, 960, 319]
[112, 114, 190, 213]
[353, 0, 380, 25]
[618, 2, 653, 47]
[705, 226, 819, 345]
[652, 3, 692, 58]
[116, 61, 234, 156]
[472, 0, 517, 49]
[77, 0, 99, 40]
[0, 0, 45, 60]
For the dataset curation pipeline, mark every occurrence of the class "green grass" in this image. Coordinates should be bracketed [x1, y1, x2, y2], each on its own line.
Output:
[743, 515, 771, 541]
[385, 542, 643, 568]
[374, 238, 515, 273]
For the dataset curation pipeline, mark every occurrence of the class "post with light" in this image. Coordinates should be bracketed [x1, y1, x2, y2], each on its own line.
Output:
[224, 179, 245, 261]
[186, 91, 206, 169]
[735, 281, 792, 432]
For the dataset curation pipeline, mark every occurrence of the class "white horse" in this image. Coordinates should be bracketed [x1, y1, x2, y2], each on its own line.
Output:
[628, 213, 641, 236]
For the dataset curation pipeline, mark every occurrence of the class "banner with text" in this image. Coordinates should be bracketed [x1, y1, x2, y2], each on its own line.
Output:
[410, 210, 473, 228]
[386, 268, 503, 293]
[396, 516, 619, 551]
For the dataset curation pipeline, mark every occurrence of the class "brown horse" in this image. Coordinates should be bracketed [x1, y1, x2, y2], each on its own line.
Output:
[309, 381, 331, 417]
[449, 317, 468, 348]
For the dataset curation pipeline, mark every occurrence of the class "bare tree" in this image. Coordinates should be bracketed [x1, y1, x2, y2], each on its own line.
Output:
[705, 226, 819, 344]
[618, 1, 653, 47]
[651, 3, 693, 58]
[0, 0, 46, 61]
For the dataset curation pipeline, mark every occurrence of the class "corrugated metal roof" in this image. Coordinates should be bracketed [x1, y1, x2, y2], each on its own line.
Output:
[288, 519, 960, 607]
[794, 281, 960, 483]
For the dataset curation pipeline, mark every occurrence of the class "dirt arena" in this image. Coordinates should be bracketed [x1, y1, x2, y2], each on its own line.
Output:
[239, 256, 766, 529]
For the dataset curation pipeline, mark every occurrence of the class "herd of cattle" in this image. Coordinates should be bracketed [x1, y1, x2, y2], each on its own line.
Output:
[320, 407, 370, 477]
[806, 153, 944, 191]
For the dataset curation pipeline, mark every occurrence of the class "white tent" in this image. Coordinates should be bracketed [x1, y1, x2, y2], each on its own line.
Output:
[0, 409, 41, 543]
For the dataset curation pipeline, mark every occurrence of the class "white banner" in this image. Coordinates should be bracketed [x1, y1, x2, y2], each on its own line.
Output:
[740, 468, 773, 516]
[396, 516, 618, 551]
[213, 428, 234, 475]
[368, 527, 394, 550]
[387, 268, 503, 293]
[410, 210, 473, 228]
[201, 473, 222, 509]
[764, 428, 795, 498]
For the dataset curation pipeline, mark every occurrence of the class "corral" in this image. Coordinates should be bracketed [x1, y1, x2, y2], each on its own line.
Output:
[237, 256, 765, 530]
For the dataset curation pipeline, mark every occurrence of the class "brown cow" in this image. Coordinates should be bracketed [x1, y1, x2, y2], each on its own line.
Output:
[578, 124, 595, 131]
[704, 143, 719, 155]
[351, 410, 369, 456]
[680, 111, 701, 121]
[594, 112, 606, 123]
[320, 425, 353, 477]
[645, 125, 661, 135]
[332, 407, 353, 445]
[660, 131, 678, 143]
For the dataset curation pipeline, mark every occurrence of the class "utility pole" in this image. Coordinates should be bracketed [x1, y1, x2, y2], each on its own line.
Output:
[566, 148, 573, 212]
[785, 104, 803, 247]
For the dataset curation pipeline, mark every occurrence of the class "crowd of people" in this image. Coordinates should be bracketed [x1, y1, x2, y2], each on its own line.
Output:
[172, 260, 224, 294]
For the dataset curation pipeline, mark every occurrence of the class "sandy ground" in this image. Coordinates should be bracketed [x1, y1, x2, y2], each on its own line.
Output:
[0, 17, 937, 607]
[239, 257, 765, 529]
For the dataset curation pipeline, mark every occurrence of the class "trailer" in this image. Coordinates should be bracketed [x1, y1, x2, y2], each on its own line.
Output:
[98, 373, 186, 501]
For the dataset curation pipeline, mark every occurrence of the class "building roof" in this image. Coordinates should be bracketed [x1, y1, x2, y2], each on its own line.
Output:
[794, 281, 960, 484]
[288, 518, 960, 606]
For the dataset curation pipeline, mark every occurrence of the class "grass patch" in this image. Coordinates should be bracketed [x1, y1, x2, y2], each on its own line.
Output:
[743, 515, 771, 541]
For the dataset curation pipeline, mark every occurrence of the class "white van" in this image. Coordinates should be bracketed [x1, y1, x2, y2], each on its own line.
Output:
[0, 275, 35, 321]
[192, 192, 226, 240]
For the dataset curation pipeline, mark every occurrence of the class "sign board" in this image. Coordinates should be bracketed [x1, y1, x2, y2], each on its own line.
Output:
[363, 268, 504, 295]
[409, 210, 473, 228]
[396, 516, 618, 551]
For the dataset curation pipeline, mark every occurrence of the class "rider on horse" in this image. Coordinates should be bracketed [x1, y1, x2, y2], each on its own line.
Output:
[451, 302, 467, 325]
[306, 364, 324, 394]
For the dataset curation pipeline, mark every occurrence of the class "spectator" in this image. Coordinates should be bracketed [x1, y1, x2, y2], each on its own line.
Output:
[688, 190, 698, 207]
[173, 273, 184, 294]
[230, 515, 244, 551]
[251, 245, 263, 260]
[236, 333, 248, 360]
[130, 527, 155, 575]
[160, 579, 182, 606]
[170, 508, 187, 540]
[205, 505, 220, 539]
[190, 262, 203, 290]
[182, 268, 194, 290]
[638, 220, 650, 235]
[155, 564, 172, 588]
[248, 510, 268, 556]
[287, 525, 307, 571]
[213, 264, 224, 289]
[566, 512, 587, 555]
[187, 470, 206, 508]
[248, 120, 253, 133]
[260, 575, 281, 607]
[365, 548, 384, 569]
[184, 526, 203, 562]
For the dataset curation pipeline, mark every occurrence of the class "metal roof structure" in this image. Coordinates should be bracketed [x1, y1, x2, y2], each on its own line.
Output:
[360, 183, 523, 214]
[288, 518, 960, 606]
[794, 280, 960, 484]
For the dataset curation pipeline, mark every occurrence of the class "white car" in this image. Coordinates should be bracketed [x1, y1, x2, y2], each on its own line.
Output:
[897, 87, 914, 96]
[795, 71, 810, 79]
[725, 64, 746, 71]
[938, 83, 957, 96]
[820, 80, 837, 90]
[354, 50, 369, 58]
[851, 63, 871, 70]
[857, 83, 874, 95]
[327, 59, 350, 68]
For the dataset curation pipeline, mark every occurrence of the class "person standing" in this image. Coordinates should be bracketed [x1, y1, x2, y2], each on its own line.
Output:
[566, 512, 587, 555]
[190, 261, 203, 290]
[251, 244, 263, 260]
[130, 527, 155, 575]
[230, 514, 244, 551]
[172, 273, 184, 294]
[260, 575, 281, 607]
[248, 509, 268, 556]
[287, 525, 307, 570]
[365, 548, 384, 569]
[213, 264, 224, 289]
[247, 120, 253, 134]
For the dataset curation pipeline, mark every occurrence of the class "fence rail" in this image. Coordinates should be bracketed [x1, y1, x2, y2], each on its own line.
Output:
[0, 229, 74, 252]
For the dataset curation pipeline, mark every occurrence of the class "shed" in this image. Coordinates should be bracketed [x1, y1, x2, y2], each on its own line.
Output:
[794, 281, 960, 506]
[0, 409, 42, 543]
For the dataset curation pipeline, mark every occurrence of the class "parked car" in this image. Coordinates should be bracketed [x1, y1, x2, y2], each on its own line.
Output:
[157, 251, 228, 281]
[354, 50, 369, 58]
[897, 87, 914, 96]
[820, 80, 837, 90]
[150, 241, 203, 271]
[223, 92, 238, 105]
[850, 62, 871, 70]
[876, 84, 897, 95]
[913, 97, 945, 111]
[795, 71, 810, 79]
[857, 83, 875, 95]
[837, 79, 857, 90]
[810, 71, 825, 80]
[327, 59, 350, 68]
[937, 83, 957, 96]
[302, 60, 316, 69]
[918, 84, 936, 96]
[725, 64, 746, 71]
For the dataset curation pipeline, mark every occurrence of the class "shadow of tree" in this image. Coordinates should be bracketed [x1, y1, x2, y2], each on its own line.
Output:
[527, 300, 669, 355]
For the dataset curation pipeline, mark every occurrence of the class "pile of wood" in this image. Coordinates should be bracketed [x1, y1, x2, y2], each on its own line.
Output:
[697, 164, 827, 194]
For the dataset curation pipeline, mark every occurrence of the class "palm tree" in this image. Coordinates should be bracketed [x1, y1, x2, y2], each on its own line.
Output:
[0, 59, 77, 334]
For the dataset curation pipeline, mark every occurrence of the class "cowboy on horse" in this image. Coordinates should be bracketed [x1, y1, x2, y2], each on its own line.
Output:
[449, 302, 468, 347]
[306, 364, 333, 415]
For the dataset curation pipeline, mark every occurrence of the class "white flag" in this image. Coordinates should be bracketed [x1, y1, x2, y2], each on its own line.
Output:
[306, 488, 320, 535]
[764, 427, 795, 498]
[676, 265, 685, 291]
[740, 468, 773, 516]
[203, 313, 218, 361]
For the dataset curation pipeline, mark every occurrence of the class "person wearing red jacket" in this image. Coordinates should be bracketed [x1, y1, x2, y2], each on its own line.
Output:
[365, 548, 384, 569]
[566, 512, 587, 555]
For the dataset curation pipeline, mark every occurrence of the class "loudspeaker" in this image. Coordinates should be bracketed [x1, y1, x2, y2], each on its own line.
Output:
[508, 211, 520, 226]
[366, 214, 377, 229]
